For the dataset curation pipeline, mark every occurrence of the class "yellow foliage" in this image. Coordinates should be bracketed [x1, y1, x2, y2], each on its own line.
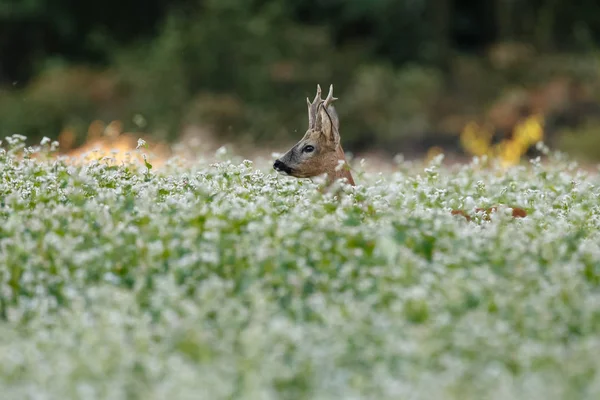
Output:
[460, 114, 544, 167]
[460, 122, 493, 157]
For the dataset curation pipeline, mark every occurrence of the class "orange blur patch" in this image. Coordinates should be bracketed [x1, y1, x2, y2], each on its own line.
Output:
[60, 120, 171, 169]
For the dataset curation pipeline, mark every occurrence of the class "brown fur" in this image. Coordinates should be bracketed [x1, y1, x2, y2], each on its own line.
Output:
[451, 207, 527, 221]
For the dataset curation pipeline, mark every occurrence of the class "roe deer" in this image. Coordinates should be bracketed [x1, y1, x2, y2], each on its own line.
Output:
[273, 84, 355, 186]
[273, 84, 527, 221]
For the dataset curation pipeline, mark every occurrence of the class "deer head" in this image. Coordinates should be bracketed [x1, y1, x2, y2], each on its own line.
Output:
[273, 84, 355, 186]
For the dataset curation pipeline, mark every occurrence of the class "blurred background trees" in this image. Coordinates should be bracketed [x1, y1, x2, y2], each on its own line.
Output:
[2, 0, 600, 161]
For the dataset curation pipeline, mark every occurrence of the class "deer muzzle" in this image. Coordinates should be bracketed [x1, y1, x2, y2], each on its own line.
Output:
[273, 159, 293, 175]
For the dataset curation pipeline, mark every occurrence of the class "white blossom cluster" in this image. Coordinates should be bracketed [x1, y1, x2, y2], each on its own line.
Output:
[1, 136, 600, 399]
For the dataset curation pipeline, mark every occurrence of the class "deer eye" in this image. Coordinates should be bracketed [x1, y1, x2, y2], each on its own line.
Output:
[302, 145, 315, 153]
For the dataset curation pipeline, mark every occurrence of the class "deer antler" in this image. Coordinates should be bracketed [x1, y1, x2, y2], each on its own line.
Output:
[307, 84, 338, 130]
[323, 84, 338, 108]
[315, 84, 338, 132]
[307, 84, 323, 129]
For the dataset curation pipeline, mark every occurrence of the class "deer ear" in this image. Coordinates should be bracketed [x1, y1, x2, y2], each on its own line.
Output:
[316, 84, 340, 146]
[318, 103, 340, 145]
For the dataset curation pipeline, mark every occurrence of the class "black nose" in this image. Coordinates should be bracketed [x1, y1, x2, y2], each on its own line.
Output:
[273, 159, 284, 170]
[273, 159, 291, 174]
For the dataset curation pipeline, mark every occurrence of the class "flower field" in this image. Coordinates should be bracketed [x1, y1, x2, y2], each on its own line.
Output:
[1, 136, 600, 399]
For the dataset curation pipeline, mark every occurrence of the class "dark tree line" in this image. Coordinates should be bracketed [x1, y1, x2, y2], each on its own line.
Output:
[2, 0, 600, 158]
[2, 0, 600, 86]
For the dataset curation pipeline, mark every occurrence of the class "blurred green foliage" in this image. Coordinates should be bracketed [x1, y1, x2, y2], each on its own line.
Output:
[2, 0, 600, 156]
[557, 118, 600, 161]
